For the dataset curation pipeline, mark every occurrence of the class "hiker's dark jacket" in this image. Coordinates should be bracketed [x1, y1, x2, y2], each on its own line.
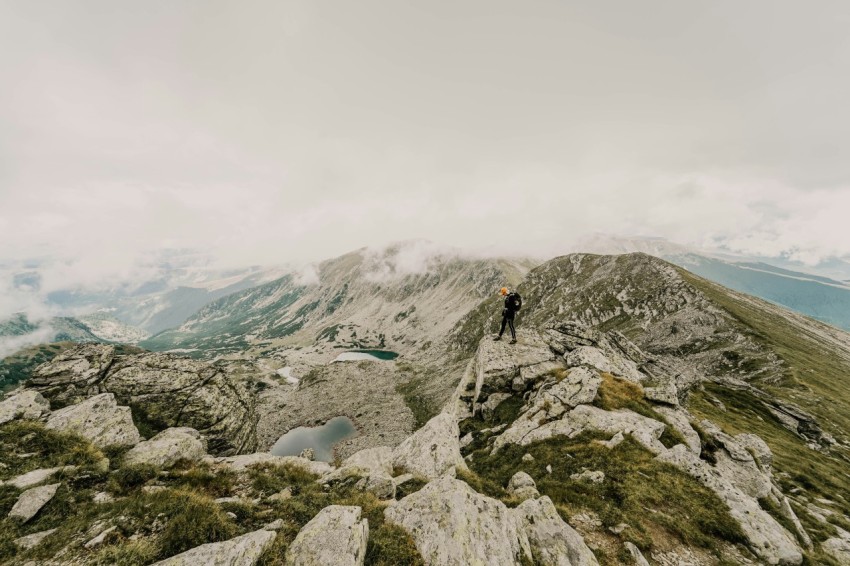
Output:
[503, 292, 521, 319]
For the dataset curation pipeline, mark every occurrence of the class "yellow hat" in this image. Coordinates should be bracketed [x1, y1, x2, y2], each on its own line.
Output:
[500, 287, 509, 295]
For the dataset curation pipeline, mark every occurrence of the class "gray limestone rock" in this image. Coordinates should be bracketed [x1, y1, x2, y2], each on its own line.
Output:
[0, 390, 50, 425]
[513, 496, 599, 566]
[286, 505, 369, 566]
[9, 483, 60, 523]
[45, 393, 140, 448]
[1, 466, 75, 489]
[392, 412, 466, 479]
[385, 476, 532, 565]
[151, 528, 277, 566]
[13, 528, 57, 550]
[123, 427, 207, 469]
[507, 471, 540, 501]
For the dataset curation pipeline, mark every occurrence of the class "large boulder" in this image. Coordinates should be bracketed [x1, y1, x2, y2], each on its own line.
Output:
[657, 445, 802, 565]
[286, 505, 369, 566]
[214, 453, 333, 476]
[322, 446, 396, 499]
[506, 472, 539, 502]
[472, 332, 558, 405]
[124, 427, 207, 468]
[392, 413, 466, 479]
[45, 393, 140, 448]
[151, 528, 277, 566]
[9, 483, 60, 523]
[513, 496, 599, 566]
[385, 476, 531, 565]
[0, 390, 50, 425]
[31, 344, 260, 455]
[565, 346, 644, 383]
[823, 527, 850, 565]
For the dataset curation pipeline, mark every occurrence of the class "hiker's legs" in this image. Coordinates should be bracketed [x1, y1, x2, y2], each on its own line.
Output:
[508, 318, 516, 340]
[498, 316, 508, 337]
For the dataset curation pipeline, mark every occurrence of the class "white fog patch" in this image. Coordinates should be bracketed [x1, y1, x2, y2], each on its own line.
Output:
[0, 326, 56, 359]
[362, 240, 462, 282]
[294, 264, 320, 286]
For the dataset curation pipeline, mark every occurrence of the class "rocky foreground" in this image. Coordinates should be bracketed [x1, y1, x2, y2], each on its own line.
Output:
[2, 319, 849, 565]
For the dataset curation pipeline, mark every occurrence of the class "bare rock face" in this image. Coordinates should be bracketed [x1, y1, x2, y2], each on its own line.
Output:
[565, 346, 644, 383]
[286, 505, 369, 566]
[13, 528, 57, 550]
[123, 427, 207, 469]
[513, 496, 599, 566]
[151, 528, 277, 566]
[9, 483, 60, 523]
[657, 445, 802, 565]
[322, 446, 396, 499]
[472, 331, 560, 405]
[31, 344, 260, 455]
[823, 527, 850, 565]
[392, 412, 467, 479]
[385, 476, 531, 565]
[0, 390, 50, 425]
[45, 393, 140, 448]
[1, 466, 75, 489]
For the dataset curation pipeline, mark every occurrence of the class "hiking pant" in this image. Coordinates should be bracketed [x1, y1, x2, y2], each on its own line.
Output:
[499, 314, 516, 340]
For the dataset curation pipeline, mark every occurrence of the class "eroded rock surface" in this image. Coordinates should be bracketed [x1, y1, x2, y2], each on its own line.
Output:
[124, 427, 207, 468]
[286, 505, 368, 566]
[31, 344, 260, 455]
[0, 390, 50, 425]
[45, 393, 140, 448]
[392, 412, 466, 479]
[9, 483, 60, 523]
[514, 496, 598, 566]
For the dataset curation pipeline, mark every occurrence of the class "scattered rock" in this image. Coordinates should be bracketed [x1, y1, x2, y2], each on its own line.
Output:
[0, 390, 50, 425]
[151, 528, 277, 566]
[216, 453, 333, 476]
[9, 483, 60, 523]
[215, 496, 242, 504]
[1, 466, 76, 489]
[93, 491, 114, 504]
[84, 525, 117, 549]
[546, 464, 552, 474]
[142, 485, 167, 494]
[522, 453, 535, 462]
[657, 445, 802, 565]
[268, 488, 293, 502]
[507, 471, 540, 501]
[13, 528, 57, 550]
[570, 470, 605, 484]
[124, 427, 207, 469]
[392, 412, 466, 479]
[599, 432, 625, 449]
[643, 383, 679, 406]
[264, 519, 285, 531]
[45, 393, 141, 448]
[323, 446, 396, 499]
[286, 505, 368, 566]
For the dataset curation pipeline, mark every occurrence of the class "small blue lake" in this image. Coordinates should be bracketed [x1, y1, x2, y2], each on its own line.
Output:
[332, 349, 399, 362]
[270, 416, 358, 462]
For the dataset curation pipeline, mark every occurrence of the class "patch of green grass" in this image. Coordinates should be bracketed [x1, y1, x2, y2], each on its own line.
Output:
[108, 464, 159, 495]
[468, 432, 747, 554]
[169, 460, 235, 498]
[0, 420, 104, 480]
[156, 490, 238, 558]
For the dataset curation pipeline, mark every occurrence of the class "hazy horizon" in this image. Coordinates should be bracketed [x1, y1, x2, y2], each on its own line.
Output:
[2, 1, 850, 315]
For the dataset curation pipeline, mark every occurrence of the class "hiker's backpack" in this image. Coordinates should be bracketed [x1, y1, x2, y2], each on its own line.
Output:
[510, 292, 522, 311]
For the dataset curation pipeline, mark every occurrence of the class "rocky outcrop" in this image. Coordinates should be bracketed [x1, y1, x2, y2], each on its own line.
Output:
[385, 476, 531, 565]
[0, 390, 50, 425]
[322, 446, 396, 499]
[654, 406, 700, 454]
[286, 505, 369, 566]
[124, 427, 207, 468]
[494, 404, 667, 454]
[386, 476, 596, 566]
[506, 472, 539, 502]
[9, 483, 60, 523]
[31, 344, 260, 455]
[392, 412, 467, 479]
[151, 528, 277, 566]
[565, 346, 643, 383]
[14, 528, 57, 550]
[45, 393, 140, 448]
[213, 453, 333, 476]
[657, 445, 802, 565]
[514, 496, 599, 566]
[823, 527, 850, 565]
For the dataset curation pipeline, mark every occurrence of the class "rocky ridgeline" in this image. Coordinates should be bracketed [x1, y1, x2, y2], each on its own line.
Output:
[453, 324, 816, 565]
[28, 343, 260, 455]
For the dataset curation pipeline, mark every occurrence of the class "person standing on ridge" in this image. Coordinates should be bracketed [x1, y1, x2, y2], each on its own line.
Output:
[494, 287, 522, 344]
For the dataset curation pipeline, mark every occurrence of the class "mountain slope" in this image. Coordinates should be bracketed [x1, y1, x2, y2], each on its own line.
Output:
[142, 244, 536, 358]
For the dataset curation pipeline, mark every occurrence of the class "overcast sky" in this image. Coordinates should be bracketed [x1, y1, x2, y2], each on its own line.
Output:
[2, 0, 849, 289]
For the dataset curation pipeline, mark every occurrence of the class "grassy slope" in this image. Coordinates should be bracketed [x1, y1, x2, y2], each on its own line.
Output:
[0, 420, 422, 566]
[682, 270, 850, 556]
